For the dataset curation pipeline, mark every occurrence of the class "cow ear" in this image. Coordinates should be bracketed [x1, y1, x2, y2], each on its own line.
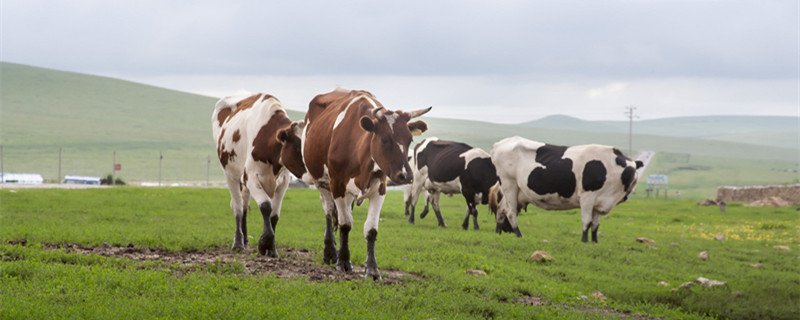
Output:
[408, 120, 428, 136]
[360, 116, 377, 132]
[276, 128, 291, 143]
[635, 160, 644, 169]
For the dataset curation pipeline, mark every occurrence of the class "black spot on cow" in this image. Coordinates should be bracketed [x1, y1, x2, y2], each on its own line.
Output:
[527, 144, 576, 198]
[612, 148, 628, 168]
[621, 166, 636, 191]
[464, 157, 498, 204]
[582, 160, 606, 192]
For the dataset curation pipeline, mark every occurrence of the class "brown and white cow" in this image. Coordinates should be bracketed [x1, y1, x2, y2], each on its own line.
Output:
[302, 87, 430, 279]
[212, 92, 305, 257]
[490, 136, 643, 242]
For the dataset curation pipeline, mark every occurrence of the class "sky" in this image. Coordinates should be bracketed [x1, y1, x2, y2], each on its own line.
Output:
[2, 0, 798, 123]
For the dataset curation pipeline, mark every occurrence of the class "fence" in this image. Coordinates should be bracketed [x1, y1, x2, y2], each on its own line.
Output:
[716, 184, 800, 206]
[0, 145, 227, 187]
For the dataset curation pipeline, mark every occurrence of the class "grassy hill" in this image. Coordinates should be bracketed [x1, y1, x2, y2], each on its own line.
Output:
[521, 114, 798, 149]
[1, 62, 797, 198]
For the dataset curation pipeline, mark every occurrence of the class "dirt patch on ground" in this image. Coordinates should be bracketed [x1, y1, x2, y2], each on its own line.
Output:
[38, 242, 415, 284]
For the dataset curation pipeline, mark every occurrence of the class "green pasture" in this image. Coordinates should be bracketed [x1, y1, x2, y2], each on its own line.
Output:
[2, 187, 798, 319]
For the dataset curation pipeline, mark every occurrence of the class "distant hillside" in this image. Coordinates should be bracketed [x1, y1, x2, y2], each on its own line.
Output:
[521, 114, 798, 149]
[1, 62, 797, 198]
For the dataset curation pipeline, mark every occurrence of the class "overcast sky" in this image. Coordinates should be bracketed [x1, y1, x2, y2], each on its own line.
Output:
[2, 0, 798, 123]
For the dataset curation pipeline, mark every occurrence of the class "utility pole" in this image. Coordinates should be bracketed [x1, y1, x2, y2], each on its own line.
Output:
[625, 105, 637, 156]
[206, 155, 210, 186]
[1, 145, 4, 183]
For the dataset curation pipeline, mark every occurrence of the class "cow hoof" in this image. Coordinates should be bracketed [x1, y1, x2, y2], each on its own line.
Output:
[407, 218, 415, 224]
[461, 223, 469, 230]
[323, 248, 338, 265]
[337, 260, 353, 272]
[258, 235, 277, 257]
[438, 223, 447, 228]
[365, 267, 382, 281]
[513, 228, 523, 238]
[232, 244, 245, 252]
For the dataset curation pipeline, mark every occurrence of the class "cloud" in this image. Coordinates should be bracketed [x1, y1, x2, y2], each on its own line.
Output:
[587, 83, 630, 99]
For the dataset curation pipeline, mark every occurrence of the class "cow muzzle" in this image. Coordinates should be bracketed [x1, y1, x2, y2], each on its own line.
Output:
[392, 172, 412, 185]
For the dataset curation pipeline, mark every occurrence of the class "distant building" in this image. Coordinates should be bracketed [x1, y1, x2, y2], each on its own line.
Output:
[1, 173, 44, 184]
[63, 175, 102, 185]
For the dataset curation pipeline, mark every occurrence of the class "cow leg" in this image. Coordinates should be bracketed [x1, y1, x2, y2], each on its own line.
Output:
[333, 190, 355, 272]
[580, 201, 595, 243]
[461, 195, 479, 230]
[591, 211, 601, 243]
[364, 187, 385, 280]
[240, 186, 251, 247]
[461, 205, 471, 230]
[472, 206, 480, 231]
[225, 177, 247, 251]
[430, 191, 447, 228]
[419, 190, 430, 219]
[246, 171, 281, 258]
[406, 187, 416, 224]
[318, 188, 338, 265]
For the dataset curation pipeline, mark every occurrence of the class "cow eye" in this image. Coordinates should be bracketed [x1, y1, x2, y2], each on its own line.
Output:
[381, 137, 389, 145]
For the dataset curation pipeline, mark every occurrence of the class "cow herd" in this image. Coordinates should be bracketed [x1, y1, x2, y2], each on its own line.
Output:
[212, 87, 643, 280]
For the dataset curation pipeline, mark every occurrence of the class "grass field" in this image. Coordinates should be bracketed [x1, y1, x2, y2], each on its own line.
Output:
[2, 187, 798, 319]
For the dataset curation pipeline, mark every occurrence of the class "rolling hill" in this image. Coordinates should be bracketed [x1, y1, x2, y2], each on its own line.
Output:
[1, 62, 797, 198]
[521, 114, 798, 149]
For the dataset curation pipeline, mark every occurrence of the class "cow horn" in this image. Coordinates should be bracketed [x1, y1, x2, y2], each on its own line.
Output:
[372, 107, 384, 118]
[406, 106, 432, 119]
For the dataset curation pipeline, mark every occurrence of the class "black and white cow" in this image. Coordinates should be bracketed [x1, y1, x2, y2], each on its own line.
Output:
[490, 136, 643, 242]
[404, 137, 498, 230]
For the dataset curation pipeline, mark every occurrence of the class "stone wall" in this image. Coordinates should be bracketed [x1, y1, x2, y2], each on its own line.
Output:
[716, 184, 800, 206]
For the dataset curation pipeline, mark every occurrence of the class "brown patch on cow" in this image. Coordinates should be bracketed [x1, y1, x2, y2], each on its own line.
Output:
[227, 93, 263, 120]
[251, 110, 292, 176]
[216, 107, 232, 127]
[39, 243, 416, 284]
[232, 129, 241, 143]
[277, 121, 307, 178]
[216, 128, 236, 168]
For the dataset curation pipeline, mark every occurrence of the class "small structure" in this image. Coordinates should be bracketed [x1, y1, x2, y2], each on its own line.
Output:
[717, 184, 800, 207]
[0, 173, 44, 184]
[63, 175, 102, 185]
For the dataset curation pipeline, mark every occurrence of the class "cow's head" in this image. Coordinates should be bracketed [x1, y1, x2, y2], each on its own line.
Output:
[360, 106, 431, 184]
[276, 120, 307, 179]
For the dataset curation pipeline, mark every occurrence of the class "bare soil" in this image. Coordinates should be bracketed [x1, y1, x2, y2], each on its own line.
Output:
[39, 242, 415, 284]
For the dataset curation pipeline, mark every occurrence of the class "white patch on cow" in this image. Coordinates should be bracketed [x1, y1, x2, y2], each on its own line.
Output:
[459, 148, 490, 170]
[332, 106, 350, 130]
[384, 112, 399, 134]
[424, 176, 462, 195]
[397, 142, 405, 157]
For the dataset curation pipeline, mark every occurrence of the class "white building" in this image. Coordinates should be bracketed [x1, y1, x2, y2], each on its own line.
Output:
[63, 175, 102, 185]
[0, 173, 44, 184]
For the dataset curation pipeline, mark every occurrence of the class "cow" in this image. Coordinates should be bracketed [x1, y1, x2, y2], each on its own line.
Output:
[404, 137, 498, 230]
[212, 92, 306, 257]
[489, 136, 643, 242]
[302, 87, 430, 280]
